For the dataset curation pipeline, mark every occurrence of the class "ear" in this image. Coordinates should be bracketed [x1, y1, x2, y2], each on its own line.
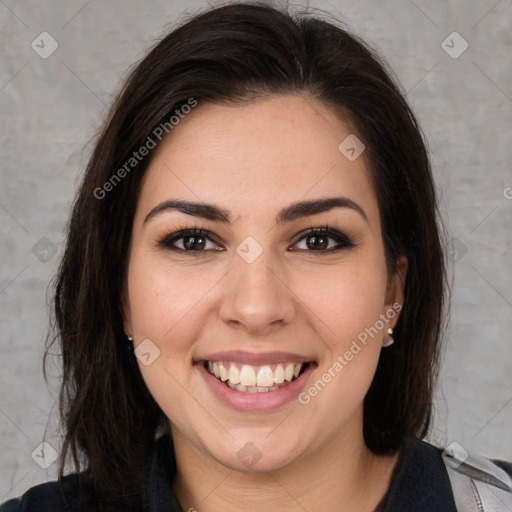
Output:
[384, 255, 408, 318]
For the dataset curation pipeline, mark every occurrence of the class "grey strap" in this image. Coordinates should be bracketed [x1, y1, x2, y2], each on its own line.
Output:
[444, 464, 483, 512]
[442, 443, 512, 511]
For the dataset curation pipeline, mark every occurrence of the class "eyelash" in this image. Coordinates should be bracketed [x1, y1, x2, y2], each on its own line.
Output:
[157, 224, 356, 257]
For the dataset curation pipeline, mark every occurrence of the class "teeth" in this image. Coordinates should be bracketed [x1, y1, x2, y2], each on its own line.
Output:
[257, 366, 274, 387]
[207, 360, 307, 392]
[274, 364, 284, 383]
[228, 364, 240, 384]
[239, 365, 257, 387]
[218, 363, 229, 381]
[227, 381, 281, 393]
[284, 363, 294, 382]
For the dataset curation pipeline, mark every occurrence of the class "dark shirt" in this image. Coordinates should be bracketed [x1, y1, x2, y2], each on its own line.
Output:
[2, 435, 511, 511]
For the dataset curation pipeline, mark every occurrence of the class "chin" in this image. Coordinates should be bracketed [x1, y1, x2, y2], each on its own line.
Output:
[204, 430, 307, 473]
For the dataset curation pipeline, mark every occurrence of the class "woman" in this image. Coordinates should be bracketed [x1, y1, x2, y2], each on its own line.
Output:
[2, 2, 511, 511]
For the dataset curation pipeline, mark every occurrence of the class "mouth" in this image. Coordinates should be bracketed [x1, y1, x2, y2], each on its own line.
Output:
[195, 350, 317, 411]
[204, 360, 311, 393]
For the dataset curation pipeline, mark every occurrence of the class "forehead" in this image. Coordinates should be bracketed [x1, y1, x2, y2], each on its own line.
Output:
[137, 94, 378, 226]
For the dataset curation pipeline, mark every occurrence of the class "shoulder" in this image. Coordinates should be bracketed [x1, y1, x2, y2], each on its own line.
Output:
[385, 437, 457, 510]
[0, 472, 97, 512]
[492, 458, 512, 478]
[380, 437, 512, 512]
[442, 441, 512, 510]
[0, 434, 177, 512]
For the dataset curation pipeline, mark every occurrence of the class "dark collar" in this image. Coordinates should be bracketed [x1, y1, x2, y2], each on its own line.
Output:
[144, 435, 457, 512]
[379, 437, 457, 512]
[142, 434, 182, 512]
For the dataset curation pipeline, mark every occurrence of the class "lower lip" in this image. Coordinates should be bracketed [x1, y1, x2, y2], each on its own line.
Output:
[197, 362, 316, 412]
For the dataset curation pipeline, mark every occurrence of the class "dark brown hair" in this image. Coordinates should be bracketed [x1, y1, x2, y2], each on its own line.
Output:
[43, 0, 448, 507]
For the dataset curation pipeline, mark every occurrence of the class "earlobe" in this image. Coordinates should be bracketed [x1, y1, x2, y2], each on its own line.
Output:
[382, 256, 407, 347]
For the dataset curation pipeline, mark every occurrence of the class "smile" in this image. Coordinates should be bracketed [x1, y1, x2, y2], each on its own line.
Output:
[196, 351, 317, 411]
[205, 360, 308, 393]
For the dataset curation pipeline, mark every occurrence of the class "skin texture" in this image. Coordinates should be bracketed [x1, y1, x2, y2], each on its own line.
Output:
[123, 94, 408, 511]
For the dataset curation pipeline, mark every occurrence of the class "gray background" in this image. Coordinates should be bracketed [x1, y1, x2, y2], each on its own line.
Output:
[1, 0, 511, 503]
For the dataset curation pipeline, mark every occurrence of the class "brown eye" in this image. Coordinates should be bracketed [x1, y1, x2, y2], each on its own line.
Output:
[159, 228, 223, 255]
[158, 225, 355, 257]
[180, 233, 207, 250]
[291, 226, 355, 254]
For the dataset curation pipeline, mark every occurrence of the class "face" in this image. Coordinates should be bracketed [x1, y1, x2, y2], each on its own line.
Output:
[123, 94, 406, 473]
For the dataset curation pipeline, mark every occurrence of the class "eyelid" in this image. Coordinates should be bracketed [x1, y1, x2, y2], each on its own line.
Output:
[157, 226, 221, 252]
[290, 225, 355, 247]
[157, 224, 356, 254]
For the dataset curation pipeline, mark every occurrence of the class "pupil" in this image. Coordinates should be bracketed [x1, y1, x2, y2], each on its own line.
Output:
[184, 235, 205, 250]
[308, 235, 327, 250]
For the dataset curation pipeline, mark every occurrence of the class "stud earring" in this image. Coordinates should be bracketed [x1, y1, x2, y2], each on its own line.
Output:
[382, 327, 394, 347]
[127, 335, 133, 341]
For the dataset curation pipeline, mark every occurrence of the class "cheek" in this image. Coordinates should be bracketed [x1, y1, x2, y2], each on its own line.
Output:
[293, 261, 388, 349]
[127, 254, 212, 343]
[295, 266, 386, 426]
[127, 257, 206, 430]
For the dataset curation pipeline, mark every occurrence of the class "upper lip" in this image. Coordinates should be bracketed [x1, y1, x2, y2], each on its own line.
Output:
[195, 350, 315, 366]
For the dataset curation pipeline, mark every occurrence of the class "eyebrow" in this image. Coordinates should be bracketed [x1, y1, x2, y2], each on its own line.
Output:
[143, 196, 369, 226]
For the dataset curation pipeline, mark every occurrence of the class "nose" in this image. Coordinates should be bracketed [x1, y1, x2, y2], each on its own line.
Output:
[218, 244, 296, 335]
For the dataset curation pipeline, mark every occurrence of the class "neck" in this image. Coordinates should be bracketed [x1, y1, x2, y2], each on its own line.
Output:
[171, 420, 400, 512]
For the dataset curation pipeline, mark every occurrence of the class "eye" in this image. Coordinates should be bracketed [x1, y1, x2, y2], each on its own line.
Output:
[157, 224, 356, 256]
[290, 225, 356, 254]
[158, 228, 223, 255]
